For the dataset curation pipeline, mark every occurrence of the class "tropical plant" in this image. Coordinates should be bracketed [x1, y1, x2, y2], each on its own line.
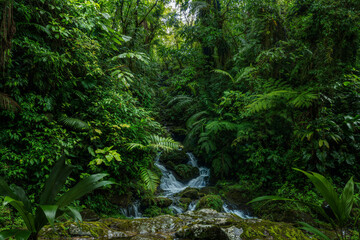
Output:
[139, 167, 160, 194]
[249, 169, 357, 240]
[0, 158, 113, 240]
[127, 134, 181, 153]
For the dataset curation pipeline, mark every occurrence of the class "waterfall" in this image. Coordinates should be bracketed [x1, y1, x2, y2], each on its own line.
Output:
[120, 152, 251, 219]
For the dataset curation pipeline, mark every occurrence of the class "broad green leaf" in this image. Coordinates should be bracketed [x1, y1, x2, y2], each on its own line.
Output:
[40, 158, 74, 205]
[298, 222, 330, 240]
[56, 174, 112, 208]
[40, 205, 58, 227]
[3, 196, 35, 232]
[248, 195, 294, 204]
[66, 206, 82, 223]
[0, 230, 31, 240]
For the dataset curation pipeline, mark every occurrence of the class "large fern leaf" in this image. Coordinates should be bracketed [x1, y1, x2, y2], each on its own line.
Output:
[59, 116, 89, 131]
[140, 168, 159, 193]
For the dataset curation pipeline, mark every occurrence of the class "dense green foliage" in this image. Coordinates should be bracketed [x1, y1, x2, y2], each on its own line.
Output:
[1, 0, 360, 237]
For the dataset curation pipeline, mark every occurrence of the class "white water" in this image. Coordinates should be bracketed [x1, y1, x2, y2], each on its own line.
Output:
[120, 152, 251, 219]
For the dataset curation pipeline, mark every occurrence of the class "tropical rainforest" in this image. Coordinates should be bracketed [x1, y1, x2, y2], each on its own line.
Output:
[0, 0, 360, 239]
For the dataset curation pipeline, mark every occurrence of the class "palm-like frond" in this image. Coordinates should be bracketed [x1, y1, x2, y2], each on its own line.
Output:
[127, 135, 181, 153]
[145, 135, 181, 152]
[140, 168, 159, 193]
[59, 116, 89, 131]
[168, 95, 195, 112]
[213, 69, 235, 83]
[289, 91, 318, 108]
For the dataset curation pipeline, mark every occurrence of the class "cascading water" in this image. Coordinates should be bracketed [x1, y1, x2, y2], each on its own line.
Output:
[121, 152, 252, 219]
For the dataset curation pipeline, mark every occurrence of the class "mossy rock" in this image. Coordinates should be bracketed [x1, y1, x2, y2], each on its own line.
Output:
[179, 187, 199, 200]
[179, 197, 193, 210]
[142, 197, 173, 209]
[196, 195, 224, 212]
[173, 164, 199, 182]
[80, 208, 100, 221]
[143, 206, 174, 217]
[40, 209, 319, 239]
[161, 150, 188, 165]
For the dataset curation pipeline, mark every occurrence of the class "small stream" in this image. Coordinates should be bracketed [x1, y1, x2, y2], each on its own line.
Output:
[120, 152, 252, 219]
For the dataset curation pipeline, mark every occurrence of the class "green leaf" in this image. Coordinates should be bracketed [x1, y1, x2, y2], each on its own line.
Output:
[298, 222, 330, 240]
[140, 168, 159, 193]
[40, 158, 74, 205]
[3, 196, 35, 232]
[0, 230, 31, 240]
[248, 195, 294, 204]
[56, 174, 113, 208]
[66, 206, 82, 223]
[39, 205, 58, 227]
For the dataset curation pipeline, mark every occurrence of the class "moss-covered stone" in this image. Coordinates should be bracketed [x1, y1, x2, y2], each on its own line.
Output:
[39, 209, 319, 239]
[142, 197, 173, 209]
[196, 195, 224, 212]
[173, 164, 199, 182]
[161, 150, 188, 165]
[179, 187, 199, 200]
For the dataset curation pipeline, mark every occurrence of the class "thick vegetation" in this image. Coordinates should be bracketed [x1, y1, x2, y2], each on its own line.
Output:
[0, 0, 360, 238]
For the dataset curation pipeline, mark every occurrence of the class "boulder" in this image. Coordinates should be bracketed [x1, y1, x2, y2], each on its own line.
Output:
[196, 195, 224, 212]
[80, 208, 100, 221]
[173, 164, 199, 182]
[178, 187, 199, 200]
[39, 209, 315, 239]
[160, 151, 188, 165]
[142, 197, 173, 209]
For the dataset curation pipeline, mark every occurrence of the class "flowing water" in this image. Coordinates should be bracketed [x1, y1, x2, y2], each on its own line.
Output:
[120, 152, 252, 219]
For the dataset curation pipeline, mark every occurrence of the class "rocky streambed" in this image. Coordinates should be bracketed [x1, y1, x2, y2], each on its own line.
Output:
[39, 208, 312, 239]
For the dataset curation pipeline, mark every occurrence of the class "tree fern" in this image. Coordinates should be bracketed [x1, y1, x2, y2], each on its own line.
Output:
[140, 168, 159, 193]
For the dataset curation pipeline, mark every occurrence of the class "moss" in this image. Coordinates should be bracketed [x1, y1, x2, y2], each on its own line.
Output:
[174, 164, 199, 181]
[196, 195, 224, 212]
[231, 219, 315, 240]
[143, 206, 174, 217]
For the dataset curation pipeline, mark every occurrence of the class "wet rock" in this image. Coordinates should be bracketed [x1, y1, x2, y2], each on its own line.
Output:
[108, 189, 133, 208]
[142, 197, 173, 209]
[199, 186, 219, 195]
[80, 208, 100, 221]
[179, 187, 199, 200]
[173, 164, 199, 182]
[161, 151, 188, 165]
[196, 195, 224, 212]
[176, 224, 229, 240]
[39, 209, 314, 239]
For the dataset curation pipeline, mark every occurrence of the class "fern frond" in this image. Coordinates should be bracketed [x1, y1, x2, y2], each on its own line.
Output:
[126, 142, 145, 151]
[213, 69, 235, 83]
[205, 120, 238, 134]
[290, 91, 318, 108]
[59, 116, 89, 131]
[247, 90, 292, 113]
[145, 135, 181, 152]
[168, 95, 194, 112]
[186, 110, 208, 128]
[140, 168, 159, 193]
[0, 92, 21, 112]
